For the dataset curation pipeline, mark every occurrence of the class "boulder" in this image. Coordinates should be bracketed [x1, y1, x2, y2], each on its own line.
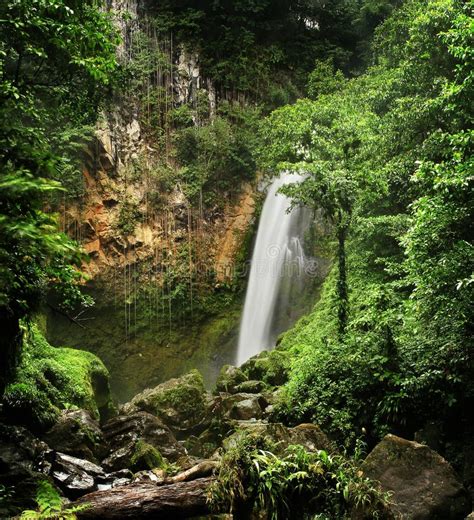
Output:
[42, 409, 106, 462]
[240, 350, 289, 386]
[122, 370, 208, 438]
[217, 393, 268, 421]
[234, 380, 267, 394]
[287, 423, 335, 453]
[0, 423, 48, 516]
[102, 412, 185, 472]
[215, 365, 247, 394]
[363, 434, 471, 520]
[47, 451, 104, 498]
[223, 421, 334, 455]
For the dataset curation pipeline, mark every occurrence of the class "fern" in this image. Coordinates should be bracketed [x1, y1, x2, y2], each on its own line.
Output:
[20, 481, 89, 520]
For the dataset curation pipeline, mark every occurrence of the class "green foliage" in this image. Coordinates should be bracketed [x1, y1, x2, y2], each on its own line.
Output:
[262, 0, 473, 448]
[20, 480, 88, 520]
[2, 324, 111, 431]
[116, 197, 142, 235]
[208, 433, 389, 519]
[0, 0, 119, 386]
[307, 60, 346, 99]
[145, 0, 394, 102]
[175, 116, 256, 207]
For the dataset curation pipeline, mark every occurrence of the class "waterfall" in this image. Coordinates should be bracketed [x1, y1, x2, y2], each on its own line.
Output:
[236, 171, 311, 366]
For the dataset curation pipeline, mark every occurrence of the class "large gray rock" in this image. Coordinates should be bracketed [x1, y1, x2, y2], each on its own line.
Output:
[102, 412, 185, 472]
[42, 409, 105, 462]
[363, 434, 471, 520]
[47, 451, 104, 498]
[217, 393, 268, 421]
[121, 370, 208, 438]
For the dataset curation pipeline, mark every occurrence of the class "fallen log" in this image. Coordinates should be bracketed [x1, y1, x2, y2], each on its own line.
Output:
[75, 477, 214, 519]
[164, 460, 218, 485]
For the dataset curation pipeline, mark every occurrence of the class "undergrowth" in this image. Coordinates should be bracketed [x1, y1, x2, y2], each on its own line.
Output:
[20, 480, 88, 520]
[208, 433, 390, 519]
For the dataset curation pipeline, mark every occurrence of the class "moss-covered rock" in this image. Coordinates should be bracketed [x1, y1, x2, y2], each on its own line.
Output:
[214, 365, 247, 394]
[234, 380, 267, 394]
[363, 434, 471, 520]
[42, 409, 105, 462]
[223, 422, 335, 456]
[240, 349, 290, 387]
[130, 440, 166, 472]
[102, 412, 185, 472]
[122, 370, 208, 438]
[2, 325, 113, 432]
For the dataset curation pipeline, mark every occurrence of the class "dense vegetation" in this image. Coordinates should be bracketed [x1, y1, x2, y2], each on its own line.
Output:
[263, 0, 473, 452]
[0, 0, 472, 517]
[0, 0, 118, 391]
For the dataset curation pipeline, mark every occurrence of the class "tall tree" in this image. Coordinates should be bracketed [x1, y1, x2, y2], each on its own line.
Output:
[0, 0, 118, 392]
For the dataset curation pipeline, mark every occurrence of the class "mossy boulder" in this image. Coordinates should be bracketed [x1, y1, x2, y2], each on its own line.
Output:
[234, 380, 267, 394]
[42, 409, 106, 462]
[102, 412, 185, 472]
[214, 365, 247, 394]
[223, 422, 334, 456]
[130, 440, 166, 472]
[363, 434, 471, 519]
[240, 349, 289, 387]
[2, 325, 113, 432]
[217, 393, 267, 421]
[122, 370, 208, 438]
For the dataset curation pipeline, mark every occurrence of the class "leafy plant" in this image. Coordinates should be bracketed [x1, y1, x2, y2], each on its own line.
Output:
[20, 480, 88, 520]
[208, 434, 389, 519]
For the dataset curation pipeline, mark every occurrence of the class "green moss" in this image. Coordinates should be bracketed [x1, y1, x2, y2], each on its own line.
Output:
[240, 349, 290, 387]
[130, 440, 165, 471]
[141, 369, 206, 421]
[2, 324, 112, 431]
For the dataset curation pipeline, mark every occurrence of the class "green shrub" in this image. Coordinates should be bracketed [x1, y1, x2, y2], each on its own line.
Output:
[208, 433, 389, 519]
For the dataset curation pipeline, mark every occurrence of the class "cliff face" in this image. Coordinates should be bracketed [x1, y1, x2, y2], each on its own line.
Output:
[62, 120, 257, 283]
[46, 1, 260, 401]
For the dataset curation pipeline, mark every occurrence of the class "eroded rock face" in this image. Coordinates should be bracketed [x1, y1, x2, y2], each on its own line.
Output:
[102, 412, 185, 472]
[363, 434, 471, 520]
[42, 409, 106, 462]
[121, 370, 208, 438]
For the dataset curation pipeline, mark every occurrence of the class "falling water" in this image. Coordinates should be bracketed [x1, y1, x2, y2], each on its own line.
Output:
[236, 171, 311, 366]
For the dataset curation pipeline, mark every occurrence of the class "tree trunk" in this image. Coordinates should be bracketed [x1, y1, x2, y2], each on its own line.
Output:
[76, 477, 214, 519]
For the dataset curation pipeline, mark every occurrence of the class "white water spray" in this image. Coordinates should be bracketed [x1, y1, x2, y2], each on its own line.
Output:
[236, 172, 310, 366]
